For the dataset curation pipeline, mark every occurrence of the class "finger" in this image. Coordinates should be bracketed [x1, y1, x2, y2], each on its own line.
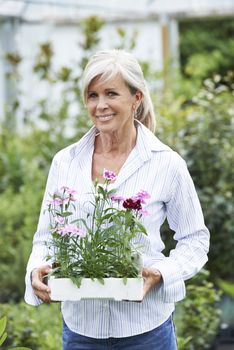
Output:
[32, 278, 50, 293]
[32, 271, 51, 293]
[142, 268, 149, 278]
[35, 290, 51, 303]
[143, 281, 152, 297]
[38, 265, 52, 279]
[32, 267, 51, 289]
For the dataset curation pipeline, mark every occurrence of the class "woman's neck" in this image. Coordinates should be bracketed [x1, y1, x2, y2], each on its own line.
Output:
[95, 126, 137, 158]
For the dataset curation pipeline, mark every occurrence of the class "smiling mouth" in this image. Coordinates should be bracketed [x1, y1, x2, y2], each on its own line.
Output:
[96, 114, 115, 121]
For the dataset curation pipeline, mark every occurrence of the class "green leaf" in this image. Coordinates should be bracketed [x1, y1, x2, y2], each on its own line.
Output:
[0, 316, 7, 338]
[125, 210, 133, 226]
[58, 211, 73, 217]
[97, 277, 105, 285]
[70, 276, 82, 288]
[0, 332, 7, 346]
[216, 278, 234, 298]
[107, 188, 117, 195]
[122, 276, 128, 285]
[100, 213, 114, 221]
[135, 222, 147, 235]
[97, 185, 106, 197]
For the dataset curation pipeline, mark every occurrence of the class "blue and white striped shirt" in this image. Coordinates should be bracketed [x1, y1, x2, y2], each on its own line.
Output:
[25, 121, 209, 338]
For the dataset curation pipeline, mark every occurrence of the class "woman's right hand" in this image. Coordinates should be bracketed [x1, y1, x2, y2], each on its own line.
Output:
[31, 265, 52, 303]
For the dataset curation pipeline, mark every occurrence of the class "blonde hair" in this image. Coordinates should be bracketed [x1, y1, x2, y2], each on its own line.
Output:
[82, 49, 156, 132]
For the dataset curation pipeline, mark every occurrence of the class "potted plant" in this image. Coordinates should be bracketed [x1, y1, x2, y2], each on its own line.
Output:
[46, 170, 150, 301]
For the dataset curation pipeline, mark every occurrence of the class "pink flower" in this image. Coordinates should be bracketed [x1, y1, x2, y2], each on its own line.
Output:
[63, 195, 77, 204]
[60, 186, 77, 197]
[135, 190, 151, 203]
[57, 224, 79, 235]
[103, 169, 117, 181]
[55, 216, 65, 225]
[67, 189, 77, 196]
[49, 198, 63, 206]
[57, 224, 87, 238]
[110, 195, 124, 203]
[77, 228, 87, 238]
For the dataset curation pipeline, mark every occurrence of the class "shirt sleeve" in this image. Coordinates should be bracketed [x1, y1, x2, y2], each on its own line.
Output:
[153, 154, 210, 303]
[24, 155, 58, 306]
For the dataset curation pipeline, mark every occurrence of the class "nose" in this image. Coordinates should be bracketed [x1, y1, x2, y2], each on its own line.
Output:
[96, 96, 108, 110]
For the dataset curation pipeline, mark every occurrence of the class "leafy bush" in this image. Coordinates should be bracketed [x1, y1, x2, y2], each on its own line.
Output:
[179, 18, 234, 81]
[0, 315, 31, 349]
[0, 303, 61, 350]
[175, 270, 221, 350]
[157, 74, 234, 282]
[177, 78, 234, 281]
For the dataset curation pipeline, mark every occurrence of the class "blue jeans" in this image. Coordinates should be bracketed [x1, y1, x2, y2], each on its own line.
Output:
[62, 316, 177, 350]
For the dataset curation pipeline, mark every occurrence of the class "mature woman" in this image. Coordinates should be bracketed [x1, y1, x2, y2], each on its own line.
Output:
[25, 49, 209, 350]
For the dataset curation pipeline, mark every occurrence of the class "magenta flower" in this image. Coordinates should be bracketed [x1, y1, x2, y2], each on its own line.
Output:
[110, 195, 124, 203]
[103, 169, 117, 181]
[123, 198, 142, 210]
[135, 190, 151, 203]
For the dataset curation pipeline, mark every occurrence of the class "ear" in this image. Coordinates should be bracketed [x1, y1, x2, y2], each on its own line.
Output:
[134, 91, 142, 106]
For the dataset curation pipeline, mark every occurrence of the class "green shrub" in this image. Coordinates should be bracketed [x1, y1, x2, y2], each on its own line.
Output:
[175, 270, 221, 350]
[179, 18, 234, 80]
[0, 163, 45, 302]
[177, 79, 234, 281]
[0, 303, 61, 350]
[157, 75, 234, 282]
[0, 315, 31, 349]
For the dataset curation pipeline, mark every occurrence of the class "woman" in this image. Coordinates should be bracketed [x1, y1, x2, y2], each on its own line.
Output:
[25, 49, 209, 349]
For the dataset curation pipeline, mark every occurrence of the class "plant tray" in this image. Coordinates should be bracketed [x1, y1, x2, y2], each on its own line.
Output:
[48, 277, 144, 301]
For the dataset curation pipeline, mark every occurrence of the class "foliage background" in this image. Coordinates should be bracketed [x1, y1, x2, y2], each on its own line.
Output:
[0, 16, 233, 349]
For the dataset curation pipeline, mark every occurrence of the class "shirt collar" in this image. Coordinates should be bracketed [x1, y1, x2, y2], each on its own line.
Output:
[69, 120, 171, 160]
[134, 120, 171, 162]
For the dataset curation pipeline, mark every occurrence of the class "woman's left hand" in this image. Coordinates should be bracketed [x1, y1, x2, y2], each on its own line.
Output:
[142, 267, 162, 297]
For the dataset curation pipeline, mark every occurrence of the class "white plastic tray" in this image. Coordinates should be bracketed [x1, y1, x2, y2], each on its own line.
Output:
[48, 277, 144, 301]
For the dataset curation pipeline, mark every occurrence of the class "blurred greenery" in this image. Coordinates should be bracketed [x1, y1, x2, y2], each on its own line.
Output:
[0, 315, 31, 349]
[179, 18, 234, 83]
[157, 73, 234, 281]
[0, 14, 233, 350]
[175, 270, 222, 350]
[0, 304, 61, 349]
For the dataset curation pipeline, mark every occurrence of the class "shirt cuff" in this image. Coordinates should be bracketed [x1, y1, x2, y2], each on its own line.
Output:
[24, 269, 43, 306]
[151, 258, 186, 303]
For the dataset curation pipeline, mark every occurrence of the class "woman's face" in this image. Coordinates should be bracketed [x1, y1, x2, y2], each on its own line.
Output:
[86, 74, 141, 134]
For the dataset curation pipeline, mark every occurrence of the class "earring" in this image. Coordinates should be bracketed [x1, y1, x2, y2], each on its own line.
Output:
[133, 104, 137, 119]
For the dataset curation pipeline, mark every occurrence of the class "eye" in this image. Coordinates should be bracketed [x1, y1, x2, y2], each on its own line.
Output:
[107, 91, 118, 97]
[87, 92, 98, 99]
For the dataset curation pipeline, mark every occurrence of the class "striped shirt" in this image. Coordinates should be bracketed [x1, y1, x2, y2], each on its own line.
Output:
[24, 121, 209, 338]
